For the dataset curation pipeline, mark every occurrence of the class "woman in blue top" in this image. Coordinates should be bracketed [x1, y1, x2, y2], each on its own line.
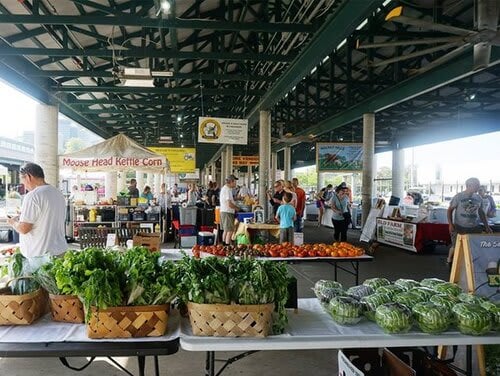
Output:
[330, 186, 349, 242]
[141, 185, 154, 202]
[276, 192, 297, 244]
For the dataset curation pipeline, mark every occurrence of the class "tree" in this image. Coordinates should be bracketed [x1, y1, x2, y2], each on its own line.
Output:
[63, 138, 86, 154]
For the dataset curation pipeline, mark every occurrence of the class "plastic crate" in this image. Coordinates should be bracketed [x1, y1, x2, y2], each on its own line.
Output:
[132, 212, 145, 221]
[178, 225, 196, 236]
[179, 207, 197, 226]
[180, 235, 197, 248]
[146, 213, 160, 222]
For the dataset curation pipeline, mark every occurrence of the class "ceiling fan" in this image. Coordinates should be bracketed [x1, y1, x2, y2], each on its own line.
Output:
[357, 0, 500, 73]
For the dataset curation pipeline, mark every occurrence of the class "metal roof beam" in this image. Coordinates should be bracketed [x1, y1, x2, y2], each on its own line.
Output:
[272, 48, 500, 151]
[0, 46, 293, 62]
[0, 15, 315, 33]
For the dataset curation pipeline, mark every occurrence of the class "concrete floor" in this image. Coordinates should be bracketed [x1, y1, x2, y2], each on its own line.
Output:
[0, 221, 460, 376]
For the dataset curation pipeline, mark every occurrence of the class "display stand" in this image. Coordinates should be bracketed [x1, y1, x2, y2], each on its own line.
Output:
[438, 233, 500, 376]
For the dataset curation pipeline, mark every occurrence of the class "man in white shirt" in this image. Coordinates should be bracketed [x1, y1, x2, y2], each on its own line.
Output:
[219, 175, 239, 245]
[7, 163, 67, 258]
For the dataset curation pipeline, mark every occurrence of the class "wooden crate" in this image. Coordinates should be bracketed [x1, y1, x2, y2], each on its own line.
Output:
[49, 294, 84, 323]
[187, 302, 273, 337]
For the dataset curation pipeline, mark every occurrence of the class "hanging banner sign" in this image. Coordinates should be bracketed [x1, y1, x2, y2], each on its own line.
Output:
[465, 234, 500, 301]
[60, 156, 165, 170]
[233, 155, 259, 166]
[198, 117, 248, 145]
[178, 169, 200, 181]
[149, 147, 195, 173]
[376, 218, 417, 252]
[316, 143, 363, 172]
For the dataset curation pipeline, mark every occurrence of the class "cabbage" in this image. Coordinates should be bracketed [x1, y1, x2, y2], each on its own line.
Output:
[394, 279, 420, 291]
[347, 285, 374, 300]
[458, 293, 487, 305]
[361, 292, 392, 321]
[452, 303, 493, 335]
[412, 302, 452, 334]
[375, 303, 413, 334]
[480, 301, 500, 331]
[420, 278, 446, 288]
[430, 294, 460, 312]
[394, 291, 427, 308]
[377, 284, 405, 298]
[434, 282, 462, 296]
[313, 280, 344, 302]
[409, 287, 436, 300]
[363, 278, 391, 290]
[327, 296, 363, 325]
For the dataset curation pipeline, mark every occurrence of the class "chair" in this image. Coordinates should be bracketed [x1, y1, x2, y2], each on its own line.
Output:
[78, 226, 151, 249]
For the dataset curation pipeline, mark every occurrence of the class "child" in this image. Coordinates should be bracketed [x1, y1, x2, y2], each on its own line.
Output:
[276, 192, 296, 244]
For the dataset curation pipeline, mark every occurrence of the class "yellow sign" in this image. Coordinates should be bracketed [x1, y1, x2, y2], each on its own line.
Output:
[149, 147, 196, 173]
[233, 155, 259, 166]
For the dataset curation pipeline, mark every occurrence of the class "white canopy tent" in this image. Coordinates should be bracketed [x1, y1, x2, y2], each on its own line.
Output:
[59, 133, 169, 173]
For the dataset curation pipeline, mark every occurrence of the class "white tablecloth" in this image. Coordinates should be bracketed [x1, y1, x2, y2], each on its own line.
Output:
[180, 298, 500, 351]
[0, 309, 180, 343]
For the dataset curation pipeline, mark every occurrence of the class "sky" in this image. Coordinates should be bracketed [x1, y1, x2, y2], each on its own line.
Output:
[0, 80, 499, 185]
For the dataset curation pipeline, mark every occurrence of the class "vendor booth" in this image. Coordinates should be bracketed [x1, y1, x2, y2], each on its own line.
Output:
[59, 133, 169, 241]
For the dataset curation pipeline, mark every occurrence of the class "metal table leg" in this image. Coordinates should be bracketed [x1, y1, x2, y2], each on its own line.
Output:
[466, 345, 472, 376]
[137, 355, 145, 376]
[334, 262, 338, 281]
[205, 351, 215, 376]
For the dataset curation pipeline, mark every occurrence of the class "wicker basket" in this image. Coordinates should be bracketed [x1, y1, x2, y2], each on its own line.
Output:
[49, 294, 84, 323]
[0, 278, 46, 325]
[187, 302, 274, 337]
[87, 304, 169, 339]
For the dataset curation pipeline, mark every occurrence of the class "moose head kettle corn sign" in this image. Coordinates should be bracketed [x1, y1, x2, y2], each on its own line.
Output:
[198, 117, 248, 145]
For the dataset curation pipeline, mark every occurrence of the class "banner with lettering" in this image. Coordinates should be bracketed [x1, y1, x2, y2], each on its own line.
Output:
[149, 147, 196, 173]
[233, 155, 259, 166]
[60, 156, 166, 172]
[198, 116, 248, 145]
[376, 218, 417, 252]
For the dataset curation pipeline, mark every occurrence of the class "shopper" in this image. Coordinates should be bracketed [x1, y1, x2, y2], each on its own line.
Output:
[478, 185, 497, 218]
[187, 183, 197, 206]
[171, 183, 179, 198]
[316, 184, 332, 226]
[330, 186, 349, 242]
[283, 180, 297, 208]
[268, 180, 284, 217]
[447, 177, 492, 267]
[128, 178, 139, 198]
[157, 182, 172, 235]
[220, 175, 239, 245]
[276, 192, 296, 244]
[7, 163, 67, 258]
[292, 177, 306, 232]
[141, 185, 154, 201]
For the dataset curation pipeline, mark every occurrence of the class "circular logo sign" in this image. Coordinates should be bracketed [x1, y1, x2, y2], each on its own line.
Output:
[199, 118, 222, 140]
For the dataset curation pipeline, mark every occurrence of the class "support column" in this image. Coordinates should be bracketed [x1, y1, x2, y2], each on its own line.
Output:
[34, 104, 58, 186]
[270, 152, 278, 186]
[136, 171, 145, 191]
[283, 146, 291, 181]
[154, 173, 161, 194]
[259, 111, 271, 219]
[247, 166, 252, 194]
[117, 172, 126, 193]
[210, 162, 216, 184]
[104, 172, 117, 199]
[220, 150, 227, 183]
[362, 113, 375, 225]
[392, 147, 405, 201]
[226, 145, 233, 178]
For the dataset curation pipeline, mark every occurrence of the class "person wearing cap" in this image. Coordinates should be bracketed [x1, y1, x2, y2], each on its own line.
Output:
[220, 174, 239, 245]
[7, 162, 67, 258]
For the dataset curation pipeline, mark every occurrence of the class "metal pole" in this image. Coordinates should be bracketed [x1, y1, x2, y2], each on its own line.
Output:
[35, 103, 59, 186]
[220, 150, 227, 183]
[362, 113, 375, 225]
[259, 111, 271, 219]
[271, 152, 278, 186]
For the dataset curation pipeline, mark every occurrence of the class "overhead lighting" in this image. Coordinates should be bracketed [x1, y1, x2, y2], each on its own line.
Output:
[158, 140, 174, 144]
[177, 115, 182, 122]
[155, 0, 171, 16]
[159, 136, 172, 140]
[180, 134, 183, 138]
[181, 144, 184, 148]
[152, 71, 174, 77]
[115, 67, 173, 87]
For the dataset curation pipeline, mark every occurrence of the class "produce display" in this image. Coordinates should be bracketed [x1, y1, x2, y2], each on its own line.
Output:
[316, 277, 498, 336]
[175, 256, 290, 334]
[192, 242, 364, 258]
[0, 252, 40, 295]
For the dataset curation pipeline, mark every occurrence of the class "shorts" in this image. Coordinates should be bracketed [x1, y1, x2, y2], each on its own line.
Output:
[220, 212, 235, 232]
[279, 227, 294, 244]
[316, 200, 324, 209]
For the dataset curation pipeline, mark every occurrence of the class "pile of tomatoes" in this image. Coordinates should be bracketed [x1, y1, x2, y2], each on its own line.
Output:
[192, 242, 364, 258]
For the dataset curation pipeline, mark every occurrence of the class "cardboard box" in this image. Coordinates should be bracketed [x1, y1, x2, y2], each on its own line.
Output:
[338, 349, 383, 376]
[133, 232, 161, 252]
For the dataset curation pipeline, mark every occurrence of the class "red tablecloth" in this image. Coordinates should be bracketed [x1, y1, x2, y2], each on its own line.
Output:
[414, 222, 451, 252]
